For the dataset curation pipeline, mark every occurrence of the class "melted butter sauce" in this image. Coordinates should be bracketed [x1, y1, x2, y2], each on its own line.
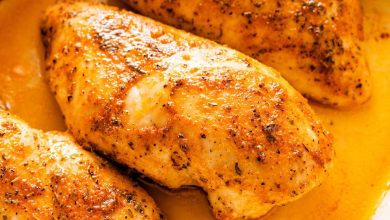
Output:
[0, 0, 389, 219]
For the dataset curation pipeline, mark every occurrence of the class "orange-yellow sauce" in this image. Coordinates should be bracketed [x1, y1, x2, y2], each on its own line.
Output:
[0, 0, 389, 219]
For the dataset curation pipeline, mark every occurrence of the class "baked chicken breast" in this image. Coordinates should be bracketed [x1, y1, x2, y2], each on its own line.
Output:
[124, 0, 371, 107]
[43, 3, 334, 219]
[0, 110, 161, 219]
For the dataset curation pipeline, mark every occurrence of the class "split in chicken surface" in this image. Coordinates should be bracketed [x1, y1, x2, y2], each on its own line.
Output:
[0, 110, 161, 220]
[43, 3, 334, 219]
[124, 0, 371, 107]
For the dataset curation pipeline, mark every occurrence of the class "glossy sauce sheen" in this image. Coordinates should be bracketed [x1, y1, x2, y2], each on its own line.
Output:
[0, 0, 389, 219]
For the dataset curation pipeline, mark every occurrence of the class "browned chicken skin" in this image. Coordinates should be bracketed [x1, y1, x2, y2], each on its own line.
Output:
[0, 110, 161, 219]
[124, 0, 371, 107]
[43, 3, 334, 219]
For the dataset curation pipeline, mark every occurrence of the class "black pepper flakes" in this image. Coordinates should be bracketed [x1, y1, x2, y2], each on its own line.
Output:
[257, 151, 266, 163]
[126, 194, 134, 203]
[180, 144, 188, 153]
[234, 162, 242, 176]
[263, 124, 277, 143]
[128, 142, 134, 150]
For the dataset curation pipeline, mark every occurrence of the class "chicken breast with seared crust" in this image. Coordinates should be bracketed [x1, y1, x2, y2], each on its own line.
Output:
[42, 3, 334, 219]
[0, 110, 161, 220]
[124, 0, 371, 107]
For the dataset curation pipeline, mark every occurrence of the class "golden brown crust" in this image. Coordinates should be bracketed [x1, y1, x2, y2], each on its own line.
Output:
[0, 110, 161, 220]
[43, 3, 334, 219]
[124, 0, 371, 107]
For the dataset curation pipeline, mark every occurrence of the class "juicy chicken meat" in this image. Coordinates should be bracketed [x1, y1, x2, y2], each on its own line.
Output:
[0, 110, 161, 220]
[43, 3, 334, 219]
[124, 0, 371, 107]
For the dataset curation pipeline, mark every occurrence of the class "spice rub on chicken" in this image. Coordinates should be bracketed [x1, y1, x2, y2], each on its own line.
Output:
[0, 110, 161, 220]
[43, 3, 334, 219]
[124, 0, 371, 107]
